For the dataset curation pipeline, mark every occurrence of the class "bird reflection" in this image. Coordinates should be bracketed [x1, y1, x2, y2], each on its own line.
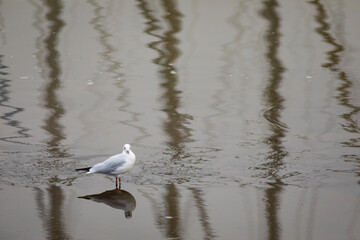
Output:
[79, 188, 136, 219]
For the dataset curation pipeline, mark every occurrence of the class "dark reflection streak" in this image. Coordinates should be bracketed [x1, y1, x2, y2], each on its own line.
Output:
[0, 56, 31, 145]
[260, 0, 288, 177]
[261, 1, 287, 160]
[308, 0, 360, 147]
[165, 184, 182, 239]
[264, 183, 282, 240]
[137, 1, 191, 239]
[140, 185, 183, 239]
[137, 0, 193, 149]
[42, 0, 69, 158]
[309, 0, 343, 71]
[160, 0, 193, 149]
[136, 0, 164, 52]
[138, 187, 168, 235]
[28, 0, 74, 185]
[0, 0, 5, 43]
[309, 0, 360, 187]
[259, 0, 287, 239]
[158, 1, 188, 238]
[87, 0, 149, 142]
[34, 186, 70, 240]
[189, 188, 217, 239]
[34, 187, 46, 218]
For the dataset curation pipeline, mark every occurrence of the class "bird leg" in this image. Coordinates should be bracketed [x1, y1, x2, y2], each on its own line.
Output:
[115, 177, 122, 189]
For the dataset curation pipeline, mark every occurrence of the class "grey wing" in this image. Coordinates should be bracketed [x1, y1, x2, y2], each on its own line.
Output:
[91, 156, 125, 174]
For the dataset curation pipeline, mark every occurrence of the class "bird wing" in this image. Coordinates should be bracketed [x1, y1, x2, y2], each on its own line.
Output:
[90, 153, 126, 174]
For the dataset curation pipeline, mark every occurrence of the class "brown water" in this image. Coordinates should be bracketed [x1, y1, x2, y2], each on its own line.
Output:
[0, 0, 359, 239]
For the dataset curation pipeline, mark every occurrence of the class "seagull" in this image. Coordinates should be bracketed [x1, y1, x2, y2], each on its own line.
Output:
[76, 144, 136, 188]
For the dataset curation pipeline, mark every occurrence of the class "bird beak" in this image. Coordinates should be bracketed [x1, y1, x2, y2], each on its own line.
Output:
[126, 150, 130, 154]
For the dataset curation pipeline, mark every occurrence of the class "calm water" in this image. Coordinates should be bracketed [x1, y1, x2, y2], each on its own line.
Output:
[0, 0, 359, 239]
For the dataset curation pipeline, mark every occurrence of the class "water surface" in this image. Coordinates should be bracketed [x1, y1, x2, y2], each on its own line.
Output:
[0, 0, 359, 239]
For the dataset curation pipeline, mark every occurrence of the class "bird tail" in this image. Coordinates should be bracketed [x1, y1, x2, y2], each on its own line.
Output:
[75, 167, 91, 172]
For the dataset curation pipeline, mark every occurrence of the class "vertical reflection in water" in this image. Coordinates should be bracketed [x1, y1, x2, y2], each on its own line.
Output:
[87, 0, 149, 142]
[137, 1, 196, 239]
[264, 183, 282, 240]
[34, 185, 70, 240]
[0, 55, 31, 144]
[207, 2, 244, 142]
[260, 0, 287, 165]
[159, 0, 193, 149]
[137, 0, 193, 148]
[164, 184, 182, 239]
[0, 0, 4, 44]
[137, 1, 184, 239]
[158, 2, 188, 238]
[42, 0, 69, 158]
[136, 0, 163, 49]
[189, 187, 217, 239]
[259, 0, 287, 239]
[139, 184, 183, 239]
[308, 0, 360, 177]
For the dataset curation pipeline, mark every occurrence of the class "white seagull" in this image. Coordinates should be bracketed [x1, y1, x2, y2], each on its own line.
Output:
[76, 144, 136, 188]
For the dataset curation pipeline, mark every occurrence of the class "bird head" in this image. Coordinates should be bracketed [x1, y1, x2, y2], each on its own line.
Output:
[123, 144, 131, 154]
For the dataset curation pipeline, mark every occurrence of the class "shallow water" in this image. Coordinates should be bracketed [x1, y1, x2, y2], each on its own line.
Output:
[0, 0, 359, 239]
